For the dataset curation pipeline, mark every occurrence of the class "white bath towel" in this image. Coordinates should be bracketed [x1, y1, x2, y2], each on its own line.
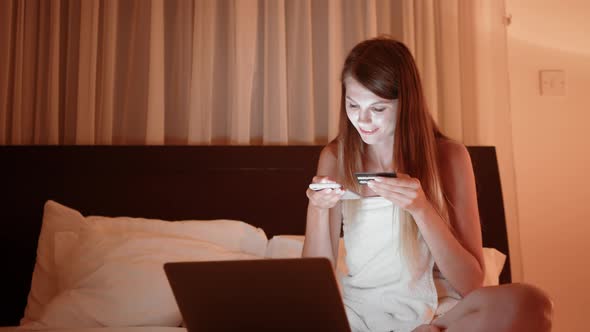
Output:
[341, 197, 445, 332]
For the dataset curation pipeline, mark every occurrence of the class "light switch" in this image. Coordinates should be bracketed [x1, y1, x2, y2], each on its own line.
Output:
[539, 70, 565, 96]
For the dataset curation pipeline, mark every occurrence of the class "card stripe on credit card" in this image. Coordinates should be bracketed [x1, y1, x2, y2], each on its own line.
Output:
[355, 172, 397, 184]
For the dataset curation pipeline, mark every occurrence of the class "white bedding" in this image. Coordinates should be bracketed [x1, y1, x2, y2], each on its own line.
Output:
[12, 201, 506, 331]
[21, 201, 267, 329]
[0, 327, 186, 332]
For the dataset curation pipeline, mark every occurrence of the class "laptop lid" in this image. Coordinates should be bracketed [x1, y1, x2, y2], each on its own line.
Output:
[164, 257, 351, 332]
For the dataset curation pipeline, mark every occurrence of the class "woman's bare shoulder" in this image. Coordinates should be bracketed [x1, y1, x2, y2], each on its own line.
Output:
[317, 141, 339, 177]
[437, 138, 472, 177]
[437, 138, 469, 162]
[320, 141, 338, 159]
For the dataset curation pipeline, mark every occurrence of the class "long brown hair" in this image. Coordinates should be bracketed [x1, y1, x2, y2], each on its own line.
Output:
[336, 36, 450, 273]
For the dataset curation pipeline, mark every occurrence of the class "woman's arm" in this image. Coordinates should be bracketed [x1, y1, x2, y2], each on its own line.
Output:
[302, 201, 342, 266]
[368, 141, 484, 296]
[422, 141, 485, 295]
[302, 144, 343, 267]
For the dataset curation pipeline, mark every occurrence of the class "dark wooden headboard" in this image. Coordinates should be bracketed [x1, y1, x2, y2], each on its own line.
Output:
[0, 145, 510, 326]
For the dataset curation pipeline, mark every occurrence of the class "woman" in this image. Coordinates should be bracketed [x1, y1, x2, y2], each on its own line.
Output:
[302, 37, 552, 332]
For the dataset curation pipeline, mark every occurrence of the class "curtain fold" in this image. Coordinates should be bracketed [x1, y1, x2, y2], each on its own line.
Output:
[231, 0, 258, 144]
[433, 0, 462, 141]
[95, 0, 116, 145]
[63, 0, 80, 144]
[0, 0, 13, 144]
[11, 0, 27, 144]
[162, 0, 191, 144]
[188, 0, 215, 144]
[261, 0, 287, 144]
[285, 0, 314, 144]
[43, 0, 61, 144]
[146, 0, 165, 145]
[76, 0, 99, 144]
[327, 0, 345, 140]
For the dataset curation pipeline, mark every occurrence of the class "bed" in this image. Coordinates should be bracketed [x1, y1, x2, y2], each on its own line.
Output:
[0, 145, 511, 331]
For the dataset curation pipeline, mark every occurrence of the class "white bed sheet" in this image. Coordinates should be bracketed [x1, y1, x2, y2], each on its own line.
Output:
[0, 327, 186, 332]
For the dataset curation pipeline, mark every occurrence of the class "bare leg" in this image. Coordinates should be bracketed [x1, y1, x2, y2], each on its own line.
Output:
[431, 283, 553, 332]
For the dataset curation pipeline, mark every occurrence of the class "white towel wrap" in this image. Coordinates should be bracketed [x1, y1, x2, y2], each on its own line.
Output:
[341, 197, 457, 332]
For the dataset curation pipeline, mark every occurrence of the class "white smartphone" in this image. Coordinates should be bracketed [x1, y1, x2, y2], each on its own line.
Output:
[309, 183, 361, 200]
[309, 183, 342, 191]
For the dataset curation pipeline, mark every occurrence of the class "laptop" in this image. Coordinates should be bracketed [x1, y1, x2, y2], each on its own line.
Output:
[164, 257, 352, 332]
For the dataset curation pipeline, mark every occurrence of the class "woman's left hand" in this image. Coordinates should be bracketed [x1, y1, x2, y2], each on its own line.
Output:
[367, 172, 429, 215]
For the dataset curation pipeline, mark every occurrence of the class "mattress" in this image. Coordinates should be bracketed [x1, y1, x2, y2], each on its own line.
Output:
[0, 327, 186, 332]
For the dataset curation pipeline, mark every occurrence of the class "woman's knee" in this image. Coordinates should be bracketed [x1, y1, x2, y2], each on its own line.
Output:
[485, 283, 554, 331]
[511, 283, 553, 326]
[433, 283, 553, 332]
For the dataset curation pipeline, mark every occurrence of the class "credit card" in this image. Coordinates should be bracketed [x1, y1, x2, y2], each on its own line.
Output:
[355, 172, 397, 185]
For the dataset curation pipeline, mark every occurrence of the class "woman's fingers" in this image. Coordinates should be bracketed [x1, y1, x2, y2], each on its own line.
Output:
[368, 180, 416, 197]
[371, 189, 411, 207]
[374, 174, 420, 188]
[307, 187, 344, 209]
[308, 175, 344, 209]
[368, 175, 425, 211]
[312, 175, 338, 184]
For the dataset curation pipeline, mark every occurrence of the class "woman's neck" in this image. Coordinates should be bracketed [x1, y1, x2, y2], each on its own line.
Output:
[366, 139, 394, 172]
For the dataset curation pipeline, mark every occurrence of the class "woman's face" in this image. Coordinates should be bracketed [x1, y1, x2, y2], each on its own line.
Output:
[344, 76, 398, 146]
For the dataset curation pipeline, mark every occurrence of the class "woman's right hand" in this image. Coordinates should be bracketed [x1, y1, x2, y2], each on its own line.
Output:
[306, 176, 345, 209]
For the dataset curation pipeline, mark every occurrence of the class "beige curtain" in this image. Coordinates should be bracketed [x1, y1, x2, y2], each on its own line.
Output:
[0, 0, 521, 279]
[401, 0, 522, 281]
[0, 0, 404, 145]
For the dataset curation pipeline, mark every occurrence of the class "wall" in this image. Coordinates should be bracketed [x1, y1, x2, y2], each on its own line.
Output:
[505, 0, 590, 331]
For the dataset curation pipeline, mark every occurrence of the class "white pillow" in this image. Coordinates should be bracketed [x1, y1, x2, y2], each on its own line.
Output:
[265, 235, 506, 287]
[482, 247, 507, 287]
[22, 201, 87, 325]
[84, 215, 268, 256]
[265, 235, 348, 280]
[22, 228, 261, 330]
[22, 200, 268, 325]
